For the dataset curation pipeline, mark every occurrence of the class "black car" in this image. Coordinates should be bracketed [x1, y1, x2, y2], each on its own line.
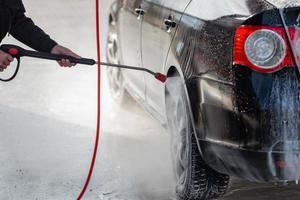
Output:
[106, 0, 300, 199]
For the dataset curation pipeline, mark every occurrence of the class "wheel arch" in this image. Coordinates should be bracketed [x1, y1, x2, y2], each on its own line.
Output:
[164, 65, 204, 156]
[108, 1, 120, 25]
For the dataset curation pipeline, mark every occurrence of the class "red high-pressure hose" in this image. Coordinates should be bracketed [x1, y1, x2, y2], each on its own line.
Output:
[0, 0, 167, 198]
[0, 1, 166, 198]
[76, 0, 101, 199]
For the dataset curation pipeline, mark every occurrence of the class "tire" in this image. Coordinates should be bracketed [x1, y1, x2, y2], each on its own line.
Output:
[106, 19, 129, 104]
[165, 77, 230, 200]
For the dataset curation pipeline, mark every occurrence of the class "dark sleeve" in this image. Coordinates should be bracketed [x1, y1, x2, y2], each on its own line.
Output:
[9, 4, 57, 52]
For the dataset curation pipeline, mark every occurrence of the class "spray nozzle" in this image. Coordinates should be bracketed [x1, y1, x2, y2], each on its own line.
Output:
[155, 73, 167, 83]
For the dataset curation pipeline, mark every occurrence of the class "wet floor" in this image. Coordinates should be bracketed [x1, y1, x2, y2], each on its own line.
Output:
[0, 0, 300, 199]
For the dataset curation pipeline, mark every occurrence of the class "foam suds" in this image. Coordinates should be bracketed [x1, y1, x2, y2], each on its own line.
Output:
[263, 71, 300, 182]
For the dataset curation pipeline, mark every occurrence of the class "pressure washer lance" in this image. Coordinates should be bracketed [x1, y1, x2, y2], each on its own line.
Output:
[0, 44, 167, 83]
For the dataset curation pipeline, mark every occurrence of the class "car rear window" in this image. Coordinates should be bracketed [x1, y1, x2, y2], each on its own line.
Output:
[267, 0, 300, 7]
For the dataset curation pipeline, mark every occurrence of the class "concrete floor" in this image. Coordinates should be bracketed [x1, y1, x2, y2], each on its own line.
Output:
[0, 0, 173, 199]
[0, 0, 300, 199]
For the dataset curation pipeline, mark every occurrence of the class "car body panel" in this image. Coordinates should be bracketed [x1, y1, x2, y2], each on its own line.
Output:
[166, 0, 273, 142]
[117, 0, 146, 101]
[141, 0, 191, 118]
[109, 0, 300, 182]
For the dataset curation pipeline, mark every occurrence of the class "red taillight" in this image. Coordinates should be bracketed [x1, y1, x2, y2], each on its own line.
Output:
[233, 25, 295, 73]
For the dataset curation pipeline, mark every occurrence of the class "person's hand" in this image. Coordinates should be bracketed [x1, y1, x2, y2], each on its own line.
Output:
[51, 44, 81, 67]
[0, 50, 14, 72]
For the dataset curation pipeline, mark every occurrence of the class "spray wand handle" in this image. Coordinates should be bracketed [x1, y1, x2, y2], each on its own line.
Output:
[0, 44, 96, 65]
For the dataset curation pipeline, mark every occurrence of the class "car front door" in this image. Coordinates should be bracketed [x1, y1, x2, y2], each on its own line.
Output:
[118, 0, 145, 101]
[141, 0, 191, 119]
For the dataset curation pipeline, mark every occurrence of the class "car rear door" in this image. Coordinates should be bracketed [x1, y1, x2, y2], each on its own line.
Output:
[141, 0, 191, 118]
[118, 0, 145, 101]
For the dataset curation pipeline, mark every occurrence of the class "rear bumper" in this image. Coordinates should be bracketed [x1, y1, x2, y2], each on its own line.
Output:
[200, 139, 300, 182]
[188, 67, 300, 182]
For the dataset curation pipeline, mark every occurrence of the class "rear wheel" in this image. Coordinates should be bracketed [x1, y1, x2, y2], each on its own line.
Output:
[106, 19, 128, 104]
[165, 77, 230, 200]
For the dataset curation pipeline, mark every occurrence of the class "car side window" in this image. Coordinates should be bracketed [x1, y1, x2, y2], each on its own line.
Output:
[188, 0, 252, 20]
[145, 0, 191, 12]
[144, 0, 163, 6]
[146, 0, 160, 3]
[162, 0, 191, 11]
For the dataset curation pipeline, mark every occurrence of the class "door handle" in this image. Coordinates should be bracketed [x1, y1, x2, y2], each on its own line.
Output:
[164, 15, 176, 32]
[135, 6, 145, 20]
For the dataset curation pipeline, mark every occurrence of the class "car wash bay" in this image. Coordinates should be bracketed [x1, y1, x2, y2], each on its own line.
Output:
[0, 0, 299, 199]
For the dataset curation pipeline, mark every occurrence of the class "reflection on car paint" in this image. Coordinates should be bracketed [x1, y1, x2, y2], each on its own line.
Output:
[107, 0, 300, 199]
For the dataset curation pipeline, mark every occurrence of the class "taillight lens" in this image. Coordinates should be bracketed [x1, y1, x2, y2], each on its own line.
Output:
[234, 25, 295, 73]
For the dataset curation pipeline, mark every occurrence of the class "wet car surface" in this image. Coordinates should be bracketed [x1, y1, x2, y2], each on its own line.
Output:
[0, 0, 300, 199]
[106, 0, 300, 199]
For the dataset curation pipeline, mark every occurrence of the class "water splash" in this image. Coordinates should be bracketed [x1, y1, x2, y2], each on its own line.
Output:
[263, 71, 300, 181]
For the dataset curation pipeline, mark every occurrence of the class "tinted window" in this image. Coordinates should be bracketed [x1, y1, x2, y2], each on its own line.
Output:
[186, 0, 271, 20]
[267, 0, 300, 7]
[163, 0, 191, 11]
[145, 0, 191, 12]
